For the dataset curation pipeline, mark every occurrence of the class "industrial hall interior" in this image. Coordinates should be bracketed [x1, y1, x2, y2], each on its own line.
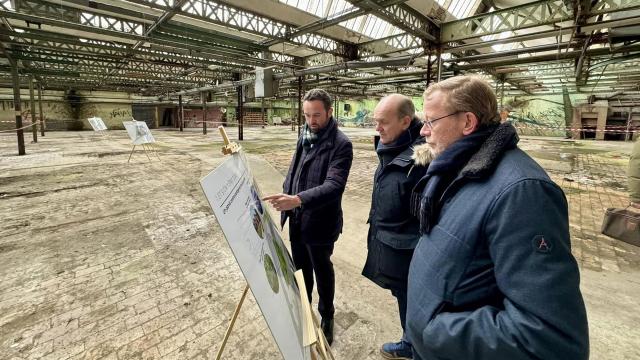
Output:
[1, 0, 640, 359]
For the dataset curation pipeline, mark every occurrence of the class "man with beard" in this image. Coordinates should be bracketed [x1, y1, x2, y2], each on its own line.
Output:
[264, 88, 353, 345]
[406, 75, 589, 360]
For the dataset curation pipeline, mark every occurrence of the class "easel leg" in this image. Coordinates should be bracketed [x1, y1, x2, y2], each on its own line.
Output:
[216, 284, 250, 360]
[152, 143, 161, 160]
[295, 270, 335, 360]
[128, 145, 136, 163]
[141, 144, 152, 161]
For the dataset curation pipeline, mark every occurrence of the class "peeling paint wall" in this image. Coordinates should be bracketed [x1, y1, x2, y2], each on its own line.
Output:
[502, 94, 589, 137]
[78, 104, 133, 130]
[0, 89, 154, 131]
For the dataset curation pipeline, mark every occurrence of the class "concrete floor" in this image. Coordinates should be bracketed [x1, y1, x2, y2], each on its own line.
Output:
[0, 127, 639, 360]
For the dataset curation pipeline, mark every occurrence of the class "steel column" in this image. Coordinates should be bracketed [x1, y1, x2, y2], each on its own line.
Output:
[37, 83, 44, 136]
[11, 66, 25, 155]
[178, 95, 183, 132]
[29, 76, 37, 143]
[235, 73, 243, 141]
[202, 91, 207, 135]
[297, 76, 303, 136]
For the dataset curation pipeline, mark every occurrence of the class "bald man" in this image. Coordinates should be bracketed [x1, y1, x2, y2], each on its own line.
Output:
[362, 94, 429, 359]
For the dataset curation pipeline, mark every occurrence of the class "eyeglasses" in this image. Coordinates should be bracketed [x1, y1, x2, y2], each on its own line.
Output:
[422, 111, 460, 129]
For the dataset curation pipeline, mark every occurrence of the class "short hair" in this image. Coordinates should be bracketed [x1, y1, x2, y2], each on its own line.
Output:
[398, 97, 415, 120]
[303, 88, 332, 112]
[424, 75, 500, 126]
[379, 94, 415, 120]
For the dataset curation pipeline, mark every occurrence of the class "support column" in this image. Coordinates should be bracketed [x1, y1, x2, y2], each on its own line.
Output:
[178, 95, 183, 132]
[436, 45, 442, 83]
[154, 106, 159, 129]
[236, 84, 243, 141]
[334, 85, 339, 125]
[297, 76, 303, 135]
[11, 66, 25, 155]
[37, 84, 44, 136]
[261, 97, 265, 127]
[291, 91, 296, 132]
[562, 85, 573, 139]
[29, 76, 37, 143]
[202, 91, 207, 135]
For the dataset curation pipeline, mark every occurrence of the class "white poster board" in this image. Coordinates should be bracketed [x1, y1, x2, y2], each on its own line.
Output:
[200, 153, 309, 360]
[88, 117, 107, 131]
[123, 120, 155, 145]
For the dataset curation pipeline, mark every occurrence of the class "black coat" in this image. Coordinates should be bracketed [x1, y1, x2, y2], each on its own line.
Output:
[281, 118, 353, 245]
[362, 123, 427, 290]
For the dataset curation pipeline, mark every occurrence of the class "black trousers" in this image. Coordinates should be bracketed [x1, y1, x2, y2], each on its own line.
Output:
[290, 226, 335, 319]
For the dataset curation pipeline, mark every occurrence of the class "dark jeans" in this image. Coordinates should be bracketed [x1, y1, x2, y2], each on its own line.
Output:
[391, 287, 410, 344]
[289, 236, 335, 320]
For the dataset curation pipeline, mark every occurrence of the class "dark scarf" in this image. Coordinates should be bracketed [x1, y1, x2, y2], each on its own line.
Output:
[302, 118, 332, 150]
[418, 124, 499, 234]
[376, 118, 422, 167]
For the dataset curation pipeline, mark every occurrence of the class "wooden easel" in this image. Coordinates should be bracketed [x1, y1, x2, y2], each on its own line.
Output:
[296, 271, 336, 360]
[127, 143, 158, 163]
[219, 125, 240, 155]
[215, 271, 334, 360]
[214, 126, 333, 360]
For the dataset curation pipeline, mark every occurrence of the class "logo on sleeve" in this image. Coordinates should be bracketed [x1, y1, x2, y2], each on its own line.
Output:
[533, 235, 552, 253]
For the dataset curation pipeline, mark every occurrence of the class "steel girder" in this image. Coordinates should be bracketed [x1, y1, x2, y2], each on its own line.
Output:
[0, 10, 295, 66]
[345, 0, 438, 42]
[10, 0, 268, 56]
[358, 33, 422, 57]
[8, 52, 223, 81]
[441, 0, 640, 43]
[0, 36, 249, 75]
[118, 0, 355, 57]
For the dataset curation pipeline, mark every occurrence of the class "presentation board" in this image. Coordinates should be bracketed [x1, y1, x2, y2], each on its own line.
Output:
[200, 152, 309, 360]
[88, 117, 107, 131]
[122, 120, 155, 145]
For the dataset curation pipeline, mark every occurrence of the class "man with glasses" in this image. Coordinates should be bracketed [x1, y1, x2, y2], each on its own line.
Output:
[406, 75, 589, 360]
[361, 94, 429, 360]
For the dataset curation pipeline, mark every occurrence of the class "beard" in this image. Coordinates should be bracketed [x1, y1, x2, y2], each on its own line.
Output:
[427, 143, 440, 159]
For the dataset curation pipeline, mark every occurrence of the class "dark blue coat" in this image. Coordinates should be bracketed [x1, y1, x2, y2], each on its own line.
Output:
[362, 124, 427, 290]
[407, 123, 589, 360]
[281, 118, 353, 245]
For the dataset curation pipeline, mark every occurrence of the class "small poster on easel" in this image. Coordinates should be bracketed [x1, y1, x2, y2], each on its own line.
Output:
[88, 117, 108, 132]
[122, 120, 159, 162]
[123, 120, 155, 144]
[200, 150, 312, 360]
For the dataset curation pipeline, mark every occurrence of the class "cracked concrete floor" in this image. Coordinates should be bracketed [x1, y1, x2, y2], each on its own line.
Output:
[0, 127, 639, 360]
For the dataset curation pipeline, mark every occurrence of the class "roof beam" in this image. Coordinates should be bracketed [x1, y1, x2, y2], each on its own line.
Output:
[261, 0, 408, 49]
[441, 0, 640, 43]
[348, 0, 438, 42]
[121, 0, 354, 57]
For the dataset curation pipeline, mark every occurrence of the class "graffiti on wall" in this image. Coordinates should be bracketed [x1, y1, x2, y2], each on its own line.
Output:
[506, 98, 566, 136]
[109, 108, 132, 119]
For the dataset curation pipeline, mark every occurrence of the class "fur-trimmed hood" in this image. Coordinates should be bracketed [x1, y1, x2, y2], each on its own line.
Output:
[412, 143, 433, 167]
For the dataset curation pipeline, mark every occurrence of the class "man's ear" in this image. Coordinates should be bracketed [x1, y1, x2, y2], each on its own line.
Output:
[462, 112, 479, 135]
[328, 107, 333, 118]
[401, 115, 412, 129]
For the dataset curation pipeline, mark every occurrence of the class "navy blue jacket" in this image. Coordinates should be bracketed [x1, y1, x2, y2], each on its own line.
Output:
[362, 122, 427, 290]
[281, 118, 353, 245]
[407, 123, 589, 360]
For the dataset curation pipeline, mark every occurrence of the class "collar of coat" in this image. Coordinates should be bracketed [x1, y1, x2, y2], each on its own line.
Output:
[412, 122, 519, 180]
[390, 136, 426, 168]
[299, 117, 338, 149]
